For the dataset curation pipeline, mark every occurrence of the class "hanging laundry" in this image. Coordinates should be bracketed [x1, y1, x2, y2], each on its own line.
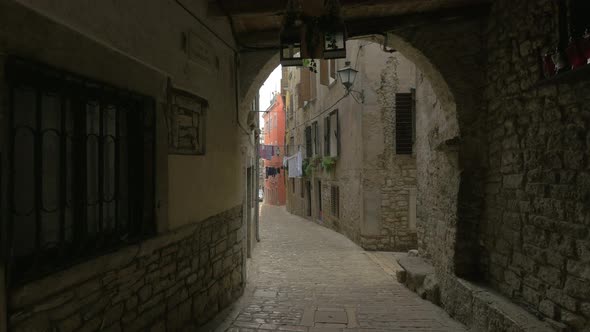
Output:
[259, 145, 274, 160]
[286, 151, 303, 178]
[265, 167, 278, 178]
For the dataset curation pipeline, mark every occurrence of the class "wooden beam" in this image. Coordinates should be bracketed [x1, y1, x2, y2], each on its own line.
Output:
[209, 0, 491, 17]
[234, 4, 490, 49]
[208, 0, 287, 17]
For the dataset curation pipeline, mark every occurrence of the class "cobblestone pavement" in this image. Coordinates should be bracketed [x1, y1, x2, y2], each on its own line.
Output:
[207, 205, 466, 332]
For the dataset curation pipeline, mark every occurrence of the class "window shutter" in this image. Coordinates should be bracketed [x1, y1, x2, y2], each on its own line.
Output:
[330, 59, 336, 79]
[335, 110, 340, 156]
[324, 117, 330, 156]
[331, 186, 339, 218]
[310, 71, 317, 100]
[395, 93, 414, 155]
[320, 59, 329, 86]
[300, 69, 311, 103]
[297, 83, 303, 108]
[305, 126, 312, 158]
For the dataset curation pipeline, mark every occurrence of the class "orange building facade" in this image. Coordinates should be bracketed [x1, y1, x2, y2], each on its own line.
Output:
[262, 93, 286, 206]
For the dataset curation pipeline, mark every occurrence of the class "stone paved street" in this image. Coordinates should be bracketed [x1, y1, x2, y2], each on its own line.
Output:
[206, 205, 467, 332]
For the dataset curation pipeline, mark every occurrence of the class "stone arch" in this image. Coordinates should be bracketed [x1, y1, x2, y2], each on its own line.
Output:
[237, 15, 487, 280]
[383, 18, 487, 281]
[239, 51, 280, 113]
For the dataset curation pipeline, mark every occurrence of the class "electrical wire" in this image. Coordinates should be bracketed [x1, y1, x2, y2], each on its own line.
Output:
[287, 93, 348, 133]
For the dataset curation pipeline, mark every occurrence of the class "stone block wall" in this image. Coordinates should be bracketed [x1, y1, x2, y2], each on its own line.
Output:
[8, 207, 245, 332]
[481, 0, 590, 329]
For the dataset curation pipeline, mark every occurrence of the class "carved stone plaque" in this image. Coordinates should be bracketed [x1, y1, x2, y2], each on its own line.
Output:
[168, 88, 207, 155]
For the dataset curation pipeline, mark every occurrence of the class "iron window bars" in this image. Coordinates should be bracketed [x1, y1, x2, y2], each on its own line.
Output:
[6, 58, 156, 285]
[395, 93, 414, 155]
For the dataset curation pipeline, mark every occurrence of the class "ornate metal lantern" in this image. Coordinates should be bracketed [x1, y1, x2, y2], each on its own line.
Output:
[323, 23, 346, 59]
[280, 25, 303, 66]
[337, 61, 358, 90]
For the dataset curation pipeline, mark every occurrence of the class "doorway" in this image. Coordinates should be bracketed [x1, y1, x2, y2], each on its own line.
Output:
[306, 181, 312, 217]
[317, 180, 322, 220]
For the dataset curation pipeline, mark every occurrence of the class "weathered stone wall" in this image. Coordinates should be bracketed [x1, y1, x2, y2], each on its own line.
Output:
[481, 0, 590, 329]
[365, 49, 418, 251]
[0, 1, 254, 331]
[9, 207, 244, 332]
[284, 41, 418, 252]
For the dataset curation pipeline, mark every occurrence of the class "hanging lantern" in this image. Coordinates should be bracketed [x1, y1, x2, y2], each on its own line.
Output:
[280, 25, 303, 67]
[322, 0, 346, 59]
[337, 61, 358, 90]
[323, 24, 347, 59]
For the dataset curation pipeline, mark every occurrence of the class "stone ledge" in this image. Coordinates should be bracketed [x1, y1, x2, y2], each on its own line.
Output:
[395, 252, 440, 304]
[447, 278, 561, 332]
[394, 253, 559, 332]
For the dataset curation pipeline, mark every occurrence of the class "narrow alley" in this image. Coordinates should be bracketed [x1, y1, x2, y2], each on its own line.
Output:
[205, 205, 466, 332]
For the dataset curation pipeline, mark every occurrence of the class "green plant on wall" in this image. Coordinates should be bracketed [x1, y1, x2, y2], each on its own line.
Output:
[302, 158, 311, 177]
[321, 156, 337, 172]
[311, 155, 322, 166]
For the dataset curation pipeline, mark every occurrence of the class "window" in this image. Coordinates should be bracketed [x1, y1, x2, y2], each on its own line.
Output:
[395, 92, 415, 155]
[292, 178, 295, 193]
[305, 126, 312, 158]
[300, 178, 304, 198]
[331, 185, 340, 218]
[289, 136, 294, 156]
[299, 68, 316, 105]
[7, 58, 156, 283]
[320, 59, 338, 86]
[324, 111, 339, 157]
[312, 121, 319, 156]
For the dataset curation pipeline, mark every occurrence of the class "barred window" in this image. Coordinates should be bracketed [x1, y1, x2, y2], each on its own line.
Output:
[7, 58, 156, 284]
[395, 92, 415, 155]
[330, 185, 339, 218]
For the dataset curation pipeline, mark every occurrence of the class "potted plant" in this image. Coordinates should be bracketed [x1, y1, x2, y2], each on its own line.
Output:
[321, 156, 337, 172]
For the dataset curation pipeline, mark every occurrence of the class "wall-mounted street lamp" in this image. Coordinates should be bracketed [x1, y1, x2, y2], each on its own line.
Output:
[337, 61, 357, 90]
[337, 61, 364, 103]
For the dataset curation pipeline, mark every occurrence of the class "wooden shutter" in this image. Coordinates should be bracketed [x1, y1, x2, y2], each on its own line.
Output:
[331, 186, 339, 218]
[312, 121, 319, 156]
[324, 117, 330, 156]
[296, 83, 303, 108]
[395, 93, 414, 155]
[305, 126, 312, 158]
[320, 59, 329, 86]
[310, 71, 317, 100]
[300, 68, 311, 103]
[329, 59, 336, 79]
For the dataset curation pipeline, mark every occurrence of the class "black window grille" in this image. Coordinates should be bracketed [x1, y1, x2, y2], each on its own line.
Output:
[330, 185, 339, 218]
[7, 58, 156, 284]
[395, 93, 414, 155]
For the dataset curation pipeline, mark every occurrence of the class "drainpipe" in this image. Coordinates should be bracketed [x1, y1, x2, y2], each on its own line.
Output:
[254, 130, 260, 242]
[1, 156, 7, 332]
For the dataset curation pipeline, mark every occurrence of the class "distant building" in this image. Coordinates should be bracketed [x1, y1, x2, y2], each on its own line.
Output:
[284, 40, 424, 251]
[262, 93, 286, 205]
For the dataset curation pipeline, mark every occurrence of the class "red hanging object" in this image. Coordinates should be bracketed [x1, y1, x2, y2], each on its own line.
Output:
[566, 38, 586, 69]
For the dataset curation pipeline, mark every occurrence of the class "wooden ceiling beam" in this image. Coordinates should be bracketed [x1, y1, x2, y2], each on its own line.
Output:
[208, 0, 490, 18]
[234, 4, 490, 49]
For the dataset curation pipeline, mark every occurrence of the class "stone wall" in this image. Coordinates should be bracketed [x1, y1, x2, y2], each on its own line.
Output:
[9, 207, 244, 332]
[481, 0, 590, 329]
[284, 41, 418, 252]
